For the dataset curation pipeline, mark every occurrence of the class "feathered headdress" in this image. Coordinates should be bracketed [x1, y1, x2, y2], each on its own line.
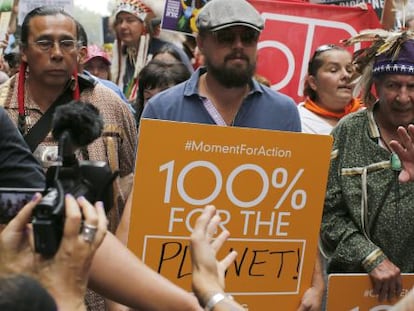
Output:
[111, 0, 186, 101]
[343, 29, 414, 106]
[111, 0, 156, 99]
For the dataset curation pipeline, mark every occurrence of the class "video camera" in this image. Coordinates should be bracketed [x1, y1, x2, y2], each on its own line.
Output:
[32, 101, 118, 257]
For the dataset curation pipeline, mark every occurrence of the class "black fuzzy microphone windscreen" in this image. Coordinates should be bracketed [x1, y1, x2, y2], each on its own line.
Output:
[52, 101, 104, 148]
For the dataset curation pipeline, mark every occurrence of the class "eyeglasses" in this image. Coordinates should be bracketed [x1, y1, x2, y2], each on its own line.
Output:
[211, 28, 260, 46]
[31, 39, 79, 53]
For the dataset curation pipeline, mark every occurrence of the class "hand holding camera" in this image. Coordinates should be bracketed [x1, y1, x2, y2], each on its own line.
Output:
[37, 194, 107, 311]
[0, 192, 107, 311]
[0, 101, 116, 257]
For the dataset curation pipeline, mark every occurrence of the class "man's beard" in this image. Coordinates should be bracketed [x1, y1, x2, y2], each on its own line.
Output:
[205, 54, 256, 88]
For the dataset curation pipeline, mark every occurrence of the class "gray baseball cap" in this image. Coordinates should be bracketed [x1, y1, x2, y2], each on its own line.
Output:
[196, 0, 264, 32]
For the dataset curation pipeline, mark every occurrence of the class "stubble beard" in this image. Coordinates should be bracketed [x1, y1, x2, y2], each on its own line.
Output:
[205, 57, 256, 88]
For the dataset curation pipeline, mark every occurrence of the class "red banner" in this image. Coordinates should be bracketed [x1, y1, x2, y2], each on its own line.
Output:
[252, 0, 381, 103]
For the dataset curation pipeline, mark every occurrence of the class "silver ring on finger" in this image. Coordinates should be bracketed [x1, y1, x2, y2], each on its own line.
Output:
[81, 223, 98, 243]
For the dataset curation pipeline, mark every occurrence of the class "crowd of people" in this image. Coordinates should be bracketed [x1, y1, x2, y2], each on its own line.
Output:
[1, 0, 414, 310]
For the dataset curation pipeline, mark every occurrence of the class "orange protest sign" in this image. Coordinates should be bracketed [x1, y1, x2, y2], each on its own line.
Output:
[327, 274, 414, 310]
[128, 119, 332, 309]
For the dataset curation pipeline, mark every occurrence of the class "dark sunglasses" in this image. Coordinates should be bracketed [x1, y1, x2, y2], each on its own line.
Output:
[212, 28, 260, 46]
